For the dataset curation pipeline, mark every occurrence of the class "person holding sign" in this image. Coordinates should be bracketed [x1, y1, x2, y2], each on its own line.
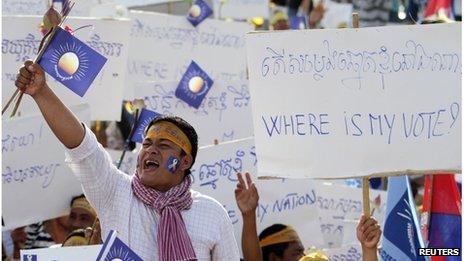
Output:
[235, 172, 262, 261]
[234, 172, 382, 261]
[14, 61, 240, 261]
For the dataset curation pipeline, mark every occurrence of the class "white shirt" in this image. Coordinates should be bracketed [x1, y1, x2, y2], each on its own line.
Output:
[65, 126, 240, 261]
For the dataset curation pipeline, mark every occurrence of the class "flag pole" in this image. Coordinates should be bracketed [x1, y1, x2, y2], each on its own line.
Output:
[5, 1, 75, 117]
[9, 26, 60, 117]
[351, 12, 371, 217]
[117, 108, 140, 170]
[3, 27, 58, 116]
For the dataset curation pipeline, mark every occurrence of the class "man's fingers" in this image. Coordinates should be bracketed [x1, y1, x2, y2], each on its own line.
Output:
[362, 223, 380, 238]
[358, 214, 367, 228]
[237, 172, 246, 188]
[365, 229, 381, 243]
[245, 172, 252, 186]
[15, 80, 28, 92]
[251, 182, 258, 195]
[364, 225, 381, 239]
[19, 66, 32, 78]
[16, 75, 31, 85]
[25, 61, 39, 74]
[362, 217, 377, 230]
[24, 60, 34, 68]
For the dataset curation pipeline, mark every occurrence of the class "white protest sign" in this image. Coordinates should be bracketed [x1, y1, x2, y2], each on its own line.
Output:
[2, 0, 98, 16]
[21, 245, 101, 260]
[246, 24, 461, 179]
[212, 0, 269, 20]
[320, 1, 353, 29]
[125, 11, 252, 99]
[134, 80, 253, 146]
[189, 138, 387, 253]
[2, 104, 90, 230]
[2, 16, 131, 120]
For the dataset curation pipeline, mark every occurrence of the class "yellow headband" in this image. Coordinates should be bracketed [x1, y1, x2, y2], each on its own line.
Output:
[146, 121, 192, 155]
[299, 252, 329, 261]
[71, 197, 97, 218]
[259, 226, 301, 248]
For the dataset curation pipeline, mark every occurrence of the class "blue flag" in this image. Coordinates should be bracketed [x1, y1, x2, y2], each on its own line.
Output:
[96, 230, 143, 261]
[131, 108, 160, 143]
[290, 16, 307, 29]
[380, 176, 427, 261]
[39, 26, 107, 97]
[186, 0, 213, 27]
[175, 61, 213, 109]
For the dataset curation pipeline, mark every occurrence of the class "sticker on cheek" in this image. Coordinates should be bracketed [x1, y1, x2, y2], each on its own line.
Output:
[165, 156, 180, 174]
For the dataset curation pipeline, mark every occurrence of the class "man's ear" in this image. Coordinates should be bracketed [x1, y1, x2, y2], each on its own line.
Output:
[180, 153, 193, 172]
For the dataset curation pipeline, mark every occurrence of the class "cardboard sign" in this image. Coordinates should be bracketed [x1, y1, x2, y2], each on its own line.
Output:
[189, 138, 387, 251]
[125, 11, 252, 98]
[2, 105, 90, 229]
[246, 24, 461, 179]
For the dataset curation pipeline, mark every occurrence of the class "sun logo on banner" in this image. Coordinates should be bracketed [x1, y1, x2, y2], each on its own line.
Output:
[186, 0, 213, 26]
[49, 42, 89, 81]
[106, 245, 139, 261]
[181, 72, 209, 99]
[175, 61, 213, 109]
[189, 4, 202, 18]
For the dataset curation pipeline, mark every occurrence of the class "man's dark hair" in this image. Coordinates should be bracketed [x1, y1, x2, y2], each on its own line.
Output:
[259, 224, 289, 261]
[70, 194, 86, 207]
[144, 115, 199, 176]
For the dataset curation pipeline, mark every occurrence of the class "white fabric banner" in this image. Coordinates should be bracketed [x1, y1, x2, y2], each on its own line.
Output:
[2, 104, 91, 229]
[246, 23, 461, 179]
[2, 16, 131, 120]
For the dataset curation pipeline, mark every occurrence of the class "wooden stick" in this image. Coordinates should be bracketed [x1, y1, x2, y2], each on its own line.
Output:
[351, 12, 370, 217]
[2, 89, 19, 115]
[168, 0, 173, 14]
[9, 26, 59, 117]
[352, 12, 359, 28]
[362, 177, 371, 217]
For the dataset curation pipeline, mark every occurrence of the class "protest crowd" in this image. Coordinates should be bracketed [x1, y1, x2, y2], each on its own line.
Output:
[1, 0, 461, 260]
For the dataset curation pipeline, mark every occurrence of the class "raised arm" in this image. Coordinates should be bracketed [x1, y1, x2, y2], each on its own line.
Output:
[235, 172, 262, 261]
[15, 60, 84, 148]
